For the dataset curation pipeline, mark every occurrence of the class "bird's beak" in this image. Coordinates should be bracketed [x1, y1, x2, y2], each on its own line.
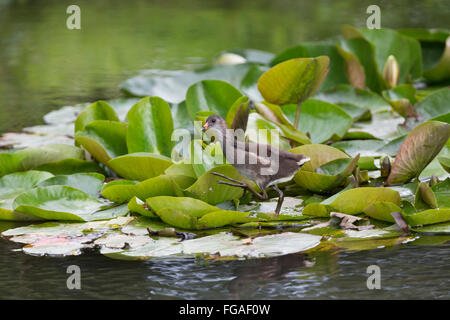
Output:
[202, 122, 209, 132]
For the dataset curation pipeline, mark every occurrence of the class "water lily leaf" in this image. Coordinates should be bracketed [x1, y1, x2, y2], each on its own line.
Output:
[386, 121, 450, 185]
[0, 132, 74, 149]
[126, 97, 174, 157]
[107, 153, 173, 181]
[165, 160, 197, 179]
[186, 80, 242, 120]
[75, 120, 128, 165]
[290, 144, 349, 172]
[415, 182, 438, 210]
[332, 139, 386, 158]
[412, 221, 450, 235]
[336, 37, 385, 92]
[348, 112, 405, 141]
[400, 29, 450, 83]
[246, 113, 309, 147]
[257, 56, 329, 106]
[255, 101, 294, 129]
[74, 101, 119, 134]
[328, 187, 401, 215]
[0, 144, 85, 177]
[271, 42, 349, 91]
[0, 171, 54, 221]
[225, 96, 250, 131]
[185, 165, 249, 205]
[353, 27, 423, 83]
[101, 180, 139, 204]
[364, 201, 403, 223]
[294, 156, 359, 193]
[37, 173, 104, 198]
[104, 231, 321, 260]
[34, 159, 103, 175]
[246, 113, 307, 148]
[315, 84, 391, 113]
[197, 210, 257, 229]
[135, 174, 195, 200]
[283, 99, 353, 143]
[13, 186, 128, 221]
[404, 208, 450, 226]
[382, 84, 418, 118]
[188, 140, 227, 178]
[147, 196, 218, 218]
[302, 203, 332, 217]
[431, 178, 450, 208]
[120, 64, 251, 103]
[0, 171, 54, 200]
[128, 196, 157, 218]
[415, 88, 450, 121]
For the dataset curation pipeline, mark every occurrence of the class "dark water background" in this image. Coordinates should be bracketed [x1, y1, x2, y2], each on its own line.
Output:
[0, 0, 449, 299]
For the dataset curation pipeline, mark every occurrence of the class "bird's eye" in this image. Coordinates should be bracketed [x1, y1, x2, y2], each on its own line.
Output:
[212, 119, 216, 123]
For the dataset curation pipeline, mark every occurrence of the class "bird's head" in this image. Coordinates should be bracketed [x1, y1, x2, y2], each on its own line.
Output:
[202, 114, 228, 133]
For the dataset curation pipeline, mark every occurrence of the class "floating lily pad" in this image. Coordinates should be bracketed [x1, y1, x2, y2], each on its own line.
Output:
[13, 185, 128, 222]
[257, 57, 329, 106]
[75, 120, 128, 165]
[386, 121, 449, 185]
[415, 88, 450, 121]
[363, 201, 403, 223]
[290, 144, 349, 172]
[184, 165, 248, 205]
[107, 153, 173, 181]
[328, 187, 401, 215]
[74, 101, 119, 134]
[404, 208, 450, 226]
[432, 178, 450, 208]
[282, 99, 353, 143]
[186, 80, 242, 120]
[0, 144, 85, 177]
[126, 97, 174, 157]
[128, 196, 157, 218]
[34, 159, 102, 175]
[414, 182, 438, 210]
[101, 180, 139, 204]
[38, 173, 104, 198]
[104, 231, 322, 260]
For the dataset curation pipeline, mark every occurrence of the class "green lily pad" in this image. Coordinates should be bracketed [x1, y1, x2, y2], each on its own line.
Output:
[103, 231, 322, 260]
[225, 96, 251, 131]
[74, 101, 119, 134]
[412, 221, 450, 235]
[315, 84, 391, 113]
[404, 208, 450, 226]
[101, 180, 139, 204]
[382, 84, 417, 118]
[128, 196, 157, 218]
[147, 196, 218, 218]
[415, 182, 438, 210]
[13, 185, 128, 221]
[386, 121, 449, 185]
[415, 88, 450, 121]
[294, 156, 359, 193]
[107, 153, 173, 181]
[257, 57, 329, 106]
[126, 97, 174, 157]
[271, 42, 349, 91]
[0, 171, 54, 221]
[75, 120, 128, 165]
[432, 178, 450, 208]
[0, 144, 85, 177]
[185, 165, 248, 205]
[34, 159, 103, 175]
[282, 99, 353, 144]
[332, 139, 386, 158]
[363, 201, 403, 223]
[135, 174, 195, 200]
[328, 187, 401, 215]
[336, 37, 385, 92]
[290, 144, 349, 172]
[37, 173, 104, 198]
[185, 80, 242, 120]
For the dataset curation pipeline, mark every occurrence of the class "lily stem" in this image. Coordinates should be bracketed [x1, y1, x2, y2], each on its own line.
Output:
[294, 100, 302, 129]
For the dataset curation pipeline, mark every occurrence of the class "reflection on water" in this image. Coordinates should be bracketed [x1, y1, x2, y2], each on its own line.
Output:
[1, 0, 450, 299]
[0, 237, 449, 299]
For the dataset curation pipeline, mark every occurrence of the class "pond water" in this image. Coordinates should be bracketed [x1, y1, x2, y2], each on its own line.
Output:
[0, 0, 449, 299]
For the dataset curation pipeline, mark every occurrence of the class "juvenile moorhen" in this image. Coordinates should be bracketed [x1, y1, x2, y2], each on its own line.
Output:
[202, 115, 309, 215]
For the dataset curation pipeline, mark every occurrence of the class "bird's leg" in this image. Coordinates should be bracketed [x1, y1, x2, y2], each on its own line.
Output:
[210, 172, 268, 200]
[272, 184, 284, 216]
